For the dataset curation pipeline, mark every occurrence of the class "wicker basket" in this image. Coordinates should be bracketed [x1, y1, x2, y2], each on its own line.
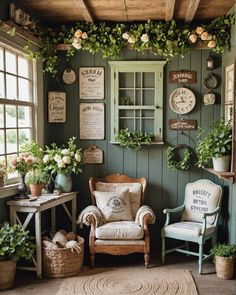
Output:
[215, 256, 235, 279]
[42, 236, 84, 278]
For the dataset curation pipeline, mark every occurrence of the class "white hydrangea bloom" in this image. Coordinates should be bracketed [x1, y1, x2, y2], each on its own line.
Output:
[62, 156, 71, 164]
[122, 32, 130, 40]
[43, 154, 50, 163]
[141, 33, 149, 43]
[75, 153, 81, 162]
[61, 148, 69, 155]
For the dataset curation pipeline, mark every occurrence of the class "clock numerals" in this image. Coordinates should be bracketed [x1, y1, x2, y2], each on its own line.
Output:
[169, 87, 196, 114]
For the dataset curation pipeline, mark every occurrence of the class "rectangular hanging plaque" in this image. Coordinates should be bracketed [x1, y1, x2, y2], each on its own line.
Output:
[169, 71, 197, 83]
[80, 103, 105, 139]
[83, 145, 103, 164]
[79, 67, 104, 99]
[169, 119, 197, 130]
[48, 92, 66, 123]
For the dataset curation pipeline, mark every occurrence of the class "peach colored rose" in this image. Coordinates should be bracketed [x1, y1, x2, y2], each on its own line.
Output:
[207, 40, 216, 48]
[196, 26, 205, 35]
[201, 32, 209, 41]
[74, 29, 83, 38]
[189, 34, 197, 43]
[207, 34, 213, 40]
[81, 32, 88, 39]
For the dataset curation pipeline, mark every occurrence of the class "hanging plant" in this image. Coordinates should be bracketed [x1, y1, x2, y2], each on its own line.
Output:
[1, 14, 234, 76]
[166, 145, 194, 171]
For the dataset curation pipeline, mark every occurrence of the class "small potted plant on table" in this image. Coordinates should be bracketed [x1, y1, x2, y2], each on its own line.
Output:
[210, 243, 236, 279]
[26, 169, 50, 197]
[196, 118, 232, 172]
[0, 222, 35, 290]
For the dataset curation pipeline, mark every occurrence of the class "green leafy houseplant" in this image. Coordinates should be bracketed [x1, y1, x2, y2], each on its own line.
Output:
[0, 222, 35, 261]
[25, 170, 50, 185]
[210, 243, 236, 280]
[196, 118, 232, 168]
[116, 128, 153, 151]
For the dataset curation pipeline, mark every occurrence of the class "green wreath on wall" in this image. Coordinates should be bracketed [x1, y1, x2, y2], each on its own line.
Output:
[166, 144, 194, 171]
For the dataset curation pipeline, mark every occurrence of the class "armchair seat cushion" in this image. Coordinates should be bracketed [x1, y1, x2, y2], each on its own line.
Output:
[95, 221, 144, 240]
[163, 222, 215, 237]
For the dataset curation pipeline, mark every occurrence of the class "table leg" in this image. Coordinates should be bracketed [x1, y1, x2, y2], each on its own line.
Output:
[9, 207, 15, 225]
[72, 193, 77, 233]
[51, 207, 56, 234]
[35, 211, 42, 278]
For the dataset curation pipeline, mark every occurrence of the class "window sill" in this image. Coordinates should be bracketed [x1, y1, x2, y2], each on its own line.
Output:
[0, 183, 19, 199]
[204, 168, 235, 183]
[110, 141, 164, 145]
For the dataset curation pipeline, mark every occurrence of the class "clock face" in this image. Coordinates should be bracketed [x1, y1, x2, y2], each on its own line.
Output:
[169, 87, 196, 114]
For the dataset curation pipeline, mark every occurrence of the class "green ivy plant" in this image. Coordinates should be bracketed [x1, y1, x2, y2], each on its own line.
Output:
[166, 145, 194, 171]
[116, 128, 153, 151]
[210, 243, 236, 258]
[0, 222, 35, 261]
[196, 118, 232, 168]
[1, 14, 235, 76]
[25, 169, 50, 185]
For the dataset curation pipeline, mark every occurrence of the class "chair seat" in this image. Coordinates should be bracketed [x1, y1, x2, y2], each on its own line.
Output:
[96, 221, 144, 240]
[163, 221, 215, 237]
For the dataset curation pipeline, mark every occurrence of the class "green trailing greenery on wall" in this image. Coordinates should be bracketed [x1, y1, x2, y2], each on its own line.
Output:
[32, 14, 236, 75]
[1, 15, 235, 76]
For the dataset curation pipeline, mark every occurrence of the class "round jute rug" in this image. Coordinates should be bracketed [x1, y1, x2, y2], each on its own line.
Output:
[56, 267, 198, 295]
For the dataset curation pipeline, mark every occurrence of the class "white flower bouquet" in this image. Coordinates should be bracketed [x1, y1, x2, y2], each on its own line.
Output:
[43, 137, 83, 175]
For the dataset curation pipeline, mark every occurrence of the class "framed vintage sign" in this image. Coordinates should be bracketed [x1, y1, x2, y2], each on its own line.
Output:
[80, 103, 105, 139]
[79, 67, 104, 99]
[224, 63, 235, 124]
[169, 71, 197, 83]
[83, 145, 103, 164]
[169, 119, 197, 130]
[48, 92, 66, 123]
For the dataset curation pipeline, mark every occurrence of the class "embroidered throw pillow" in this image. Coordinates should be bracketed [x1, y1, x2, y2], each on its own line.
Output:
[94, 190, 133, 222]
[95, 182, 142, 218]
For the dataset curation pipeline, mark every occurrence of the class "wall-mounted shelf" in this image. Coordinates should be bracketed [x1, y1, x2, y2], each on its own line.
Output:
[204, 168, 235, 183]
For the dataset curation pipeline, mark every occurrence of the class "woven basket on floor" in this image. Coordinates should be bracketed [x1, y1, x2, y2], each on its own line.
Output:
[42, 236, 84, 278]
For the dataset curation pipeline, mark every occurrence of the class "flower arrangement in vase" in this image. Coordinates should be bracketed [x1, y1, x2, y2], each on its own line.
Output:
[43, 137, 83, 192]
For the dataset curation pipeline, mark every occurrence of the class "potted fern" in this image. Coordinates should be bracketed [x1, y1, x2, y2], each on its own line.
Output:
[196, 118, 232, 172]
[210, 243, 236, 279]
[0, 223, 35, 290]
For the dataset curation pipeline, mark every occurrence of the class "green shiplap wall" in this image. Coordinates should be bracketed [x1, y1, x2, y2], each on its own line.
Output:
[45, 49, 232, 250]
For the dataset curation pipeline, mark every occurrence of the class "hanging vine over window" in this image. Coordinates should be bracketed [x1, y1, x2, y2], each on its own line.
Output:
[1, 15, 234, 76]
[166, 145, 195, 171]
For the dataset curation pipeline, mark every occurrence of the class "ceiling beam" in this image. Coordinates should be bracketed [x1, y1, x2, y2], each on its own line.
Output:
[165, 0, 176, 21]
[185, 0, 200, 23]
[73, 0, 94, 22]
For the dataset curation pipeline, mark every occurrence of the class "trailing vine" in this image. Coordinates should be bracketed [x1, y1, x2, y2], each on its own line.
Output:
[166, 145, 194, 171]
[1, 15, 235, 76]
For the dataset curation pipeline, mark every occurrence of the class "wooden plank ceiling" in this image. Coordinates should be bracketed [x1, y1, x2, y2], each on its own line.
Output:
[21, 0, 235, 23]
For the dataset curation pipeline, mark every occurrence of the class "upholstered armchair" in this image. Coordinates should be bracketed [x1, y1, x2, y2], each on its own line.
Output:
[77, 174, 155, 268]
[161, 179, 222, 274]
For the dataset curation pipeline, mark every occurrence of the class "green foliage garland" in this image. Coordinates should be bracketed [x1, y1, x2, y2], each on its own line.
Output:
[166, 145, 194, 171]
[116, 128, 153, 151]
[21, 14, 235, 76]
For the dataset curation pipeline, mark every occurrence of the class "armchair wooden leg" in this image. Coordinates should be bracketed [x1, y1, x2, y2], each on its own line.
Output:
[90, 253, 95, 268]
[198, 243, 203, 274]
[161, 236, 165, 264]
[144, 253, 149, 268]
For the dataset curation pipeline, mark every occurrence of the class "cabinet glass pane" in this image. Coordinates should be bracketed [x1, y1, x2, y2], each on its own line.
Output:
[119, 119, 134, 130]
[135, 72, 142, 88]
[143, 72, 155, 88]
[136, 119, 154, 133]
[143, 90, 155, 105]
[119, 72, 134, 88]
[119, 110, 134, 119]
[119, 90, 134, 105]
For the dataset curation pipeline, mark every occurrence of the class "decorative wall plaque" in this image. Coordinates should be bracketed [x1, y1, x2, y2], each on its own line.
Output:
[83, 145, 103, 164]
[48, 92, 66, 123]
[80, 103, 104, 139]
[169, 119, 197, 130]
[79, 67, 104, 99]
[169, 71, 197, 83]
[63, 68, 76, 84]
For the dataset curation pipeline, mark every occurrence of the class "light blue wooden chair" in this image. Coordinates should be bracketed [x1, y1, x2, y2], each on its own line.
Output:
[161, 179, 222, 274]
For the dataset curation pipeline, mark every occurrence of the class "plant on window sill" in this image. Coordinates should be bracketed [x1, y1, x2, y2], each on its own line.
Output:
[116, 128, 153, 151]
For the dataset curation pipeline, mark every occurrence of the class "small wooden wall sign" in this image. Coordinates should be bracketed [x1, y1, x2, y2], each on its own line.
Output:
[48, 92, 66, 123]
[169, 119, 197, 130]
[83, 145, 103, 164]
[169, 71, 197, 83]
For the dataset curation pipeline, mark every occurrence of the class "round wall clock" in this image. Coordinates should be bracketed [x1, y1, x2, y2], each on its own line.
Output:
[169, 87, 196, 114]
[62, 68, 76, 85]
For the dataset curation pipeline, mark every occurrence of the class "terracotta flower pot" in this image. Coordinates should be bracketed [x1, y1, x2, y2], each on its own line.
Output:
[30, 183, 45, 197]
[0, 260, 16, 290]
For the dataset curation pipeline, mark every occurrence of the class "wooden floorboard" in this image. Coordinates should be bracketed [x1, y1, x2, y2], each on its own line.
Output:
[1, 253, 235, 294]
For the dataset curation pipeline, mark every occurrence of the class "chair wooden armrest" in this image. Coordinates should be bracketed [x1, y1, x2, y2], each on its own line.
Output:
[163, 204, 185, 227]
[201, 207, 221, 235]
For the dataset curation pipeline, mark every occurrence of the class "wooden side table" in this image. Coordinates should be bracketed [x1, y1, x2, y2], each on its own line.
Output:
[7, 192, 77, 278]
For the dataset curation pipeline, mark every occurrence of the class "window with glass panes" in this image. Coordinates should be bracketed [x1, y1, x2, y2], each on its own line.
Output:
[0, 43, 35, 183]
[109, 61, 166, 143]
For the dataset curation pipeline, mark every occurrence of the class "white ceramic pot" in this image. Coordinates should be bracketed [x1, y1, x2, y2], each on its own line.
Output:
[212, 155, 231, 172]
